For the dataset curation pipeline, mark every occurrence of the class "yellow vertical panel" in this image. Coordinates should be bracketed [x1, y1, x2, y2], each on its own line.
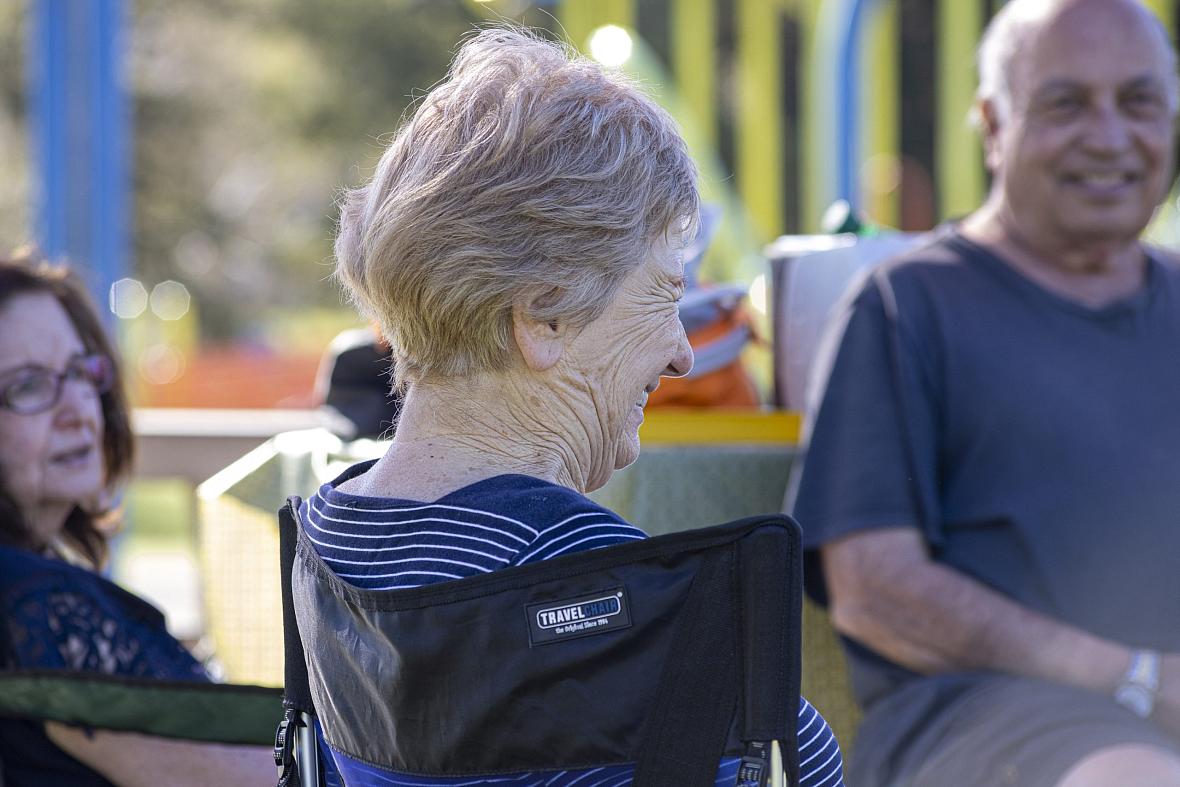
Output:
[671, 0, 717, 151]
[936, 0, 985, 220]
[559, 0, 633, 52]
[1143, 0, 1176, 33]
[737, 0, 784, 241]
[601, 0, 635, 30]
[799, 0, 825, 232]
[558, 0, 597, 51]
[862, 0, 900, 227]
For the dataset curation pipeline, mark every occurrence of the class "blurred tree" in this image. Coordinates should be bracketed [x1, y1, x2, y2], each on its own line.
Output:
[129, 0, 477, 340]
[0, 1, 31, 251]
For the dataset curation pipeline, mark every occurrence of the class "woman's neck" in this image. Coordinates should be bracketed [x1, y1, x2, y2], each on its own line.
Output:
[336, 375, 586, 501]
[24, 503, 71, 554]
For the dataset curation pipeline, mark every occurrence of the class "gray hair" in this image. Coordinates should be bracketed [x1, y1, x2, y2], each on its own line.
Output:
[334, 27, 699, 387]
[975, 0, 1180, 125]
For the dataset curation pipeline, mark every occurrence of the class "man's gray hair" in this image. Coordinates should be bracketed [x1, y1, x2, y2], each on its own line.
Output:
[975, 0, 1180, 124]
[334, 27, 699, 387]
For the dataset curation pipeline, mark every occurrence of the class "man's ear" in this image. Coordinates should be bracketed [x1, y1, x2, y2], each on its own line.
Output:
[512, 301, 566, 372]
[977, 98, 1004, 172]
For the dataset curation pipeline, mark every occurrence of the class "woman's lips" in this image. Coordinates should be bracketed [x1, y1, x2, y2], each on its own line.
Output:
[50, 445, 94, 466]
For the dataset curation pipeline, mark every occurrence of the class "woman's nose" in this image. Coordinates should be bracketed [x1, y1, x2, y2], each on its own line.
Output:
[665, 326, 694, 378]
[54, 376, 100, 426]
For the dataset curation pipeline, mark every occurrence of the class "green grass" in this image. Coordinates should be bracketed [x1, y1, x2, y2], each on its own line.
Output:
[121, 479, 194, 551]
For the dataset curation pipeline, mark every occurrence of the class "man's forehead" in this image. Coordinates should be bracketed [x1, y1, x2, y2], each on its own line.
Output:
[1030, 73, 1167, 97]
[1013, 0, 1172, 91]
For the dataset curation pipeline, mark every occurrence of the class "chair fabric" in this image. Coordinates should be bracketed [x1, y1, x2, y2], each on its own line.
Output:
[278, 499, 805, 787]
[0, 670, 281, 746]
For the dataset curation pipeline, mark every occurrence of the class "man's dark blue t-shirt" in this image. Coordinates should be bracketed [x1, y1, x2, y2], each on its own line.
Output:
[793, 228, 1180, 706]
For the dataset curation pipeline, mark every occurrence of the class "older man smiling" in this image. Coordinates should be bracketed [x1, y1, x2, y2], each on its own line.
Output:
[793, 0, 1180, 785]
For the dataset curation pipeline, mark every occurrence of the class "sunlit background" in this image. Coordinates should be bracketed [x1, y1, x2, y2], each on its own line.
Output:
[4, 0, 1178, 415]
[2, 0, 1178, 705]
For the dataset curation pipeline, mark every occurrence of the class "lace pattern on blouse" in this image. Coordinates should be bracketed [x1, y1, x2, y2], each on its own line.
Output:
[5, 583, 206, 680]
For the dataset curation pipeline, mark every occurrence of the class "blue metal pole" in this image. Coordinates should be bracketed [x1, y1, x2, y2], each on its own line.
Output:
[836, 0, 871, 207]
[814, 0, 876, 213]
[28, 0, 128, 320]
[29, 1, 65, 259]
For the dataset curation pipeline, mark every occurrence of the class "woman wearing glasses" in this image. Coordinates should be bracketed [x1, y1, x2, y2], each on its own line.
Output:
[0, 252, 273, 786]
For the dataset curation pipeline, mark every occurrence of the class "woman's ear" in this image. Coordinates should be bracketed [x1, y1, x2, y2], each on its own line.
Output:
[512, 302, 566, 371]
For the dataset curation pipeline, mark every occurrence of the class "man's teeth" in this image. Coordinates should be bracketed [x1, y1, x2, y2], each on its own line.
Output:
[1078, 173, 1128, 187]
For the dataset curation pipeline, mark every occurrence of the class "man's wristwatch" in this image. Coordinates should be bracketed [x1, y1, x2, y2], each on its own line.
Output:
[1113, 649, 1161, 718]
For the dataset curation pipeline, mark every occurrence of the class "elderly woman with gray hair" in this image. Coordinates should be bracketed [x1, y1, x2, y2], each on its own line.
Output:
[296, 28, 843, 787]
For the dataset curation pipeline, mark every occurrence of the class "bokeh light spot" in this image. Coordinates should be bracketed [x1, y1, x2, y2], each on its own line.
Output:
[138, 344, 186, 386]
[150, 280, 192, 321]
[110, 278, 148, 319]
[589, 26, 633, 67]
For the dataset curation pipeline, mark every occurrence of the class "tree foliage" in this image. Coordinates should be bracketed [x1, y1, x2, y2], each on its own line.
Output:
[129, 0, 478, 340]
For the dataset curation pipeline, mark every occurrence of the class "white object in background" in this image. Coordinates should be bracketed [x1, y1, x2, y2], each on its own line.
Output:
[771, 233, 922, 411]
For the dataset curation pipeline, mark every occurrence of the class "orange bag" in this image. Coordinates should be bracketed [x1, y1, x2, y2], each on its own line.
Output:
[647, 286, 760, 408]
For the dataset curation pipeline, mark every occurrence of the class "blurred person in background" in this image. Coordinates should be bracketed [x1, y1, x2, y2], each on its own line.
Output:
[313, 325, 402, 440]
[293, 27, 844, 787]
[793, 0, 1180, 784]
[0, 251, 273, 785]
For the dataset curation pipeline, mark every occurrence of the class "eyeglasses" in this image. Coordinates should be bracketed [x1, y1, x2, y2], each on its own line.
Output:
[0, 354, 114, 415]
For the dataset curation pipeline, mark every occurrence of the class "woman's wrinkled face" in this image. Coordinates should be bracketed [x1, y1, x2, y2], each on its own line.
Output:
[0, 294, 106, 545]
[562, 238, 693, 488]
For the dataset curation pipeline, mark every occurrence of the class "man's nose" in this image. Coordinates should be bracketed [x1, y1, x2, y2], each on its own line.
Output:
[664, 325, 694, 379]
[1082, 102, 1133, 153]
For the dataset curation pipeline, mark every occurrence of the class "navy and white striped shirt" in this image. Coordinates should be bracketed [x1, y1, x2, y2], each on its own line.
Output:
[302, 460, 844, 787]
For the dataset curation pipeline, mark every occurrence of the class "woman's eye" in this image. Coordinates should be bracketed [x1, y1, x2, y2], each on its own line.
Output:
[8, 372, 53, 400]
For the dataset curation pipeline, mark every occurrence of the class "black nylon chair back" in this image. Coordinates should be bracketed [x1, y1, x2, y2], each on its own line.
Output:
[276, 500, 804, 787]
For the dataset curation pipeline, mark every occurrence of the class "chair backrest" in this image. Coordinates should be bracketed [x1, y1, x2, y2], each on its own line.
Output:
[278, 502, 804, 787]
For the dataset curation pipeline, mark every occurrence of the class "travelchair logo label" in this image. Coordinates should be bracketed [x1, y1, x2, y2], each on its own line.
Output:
[526, 587, 631, 646]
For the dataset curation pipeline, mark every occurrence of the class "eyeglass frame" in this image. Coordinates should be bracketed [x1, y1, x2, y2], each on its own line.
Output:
[0, 354, 115, 416]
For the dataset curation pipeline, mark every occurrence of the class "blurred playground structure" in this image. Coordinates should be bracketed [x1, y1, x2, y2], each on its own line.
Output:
[6, 0, 1180, 755]
[11, 0, 1180, 412]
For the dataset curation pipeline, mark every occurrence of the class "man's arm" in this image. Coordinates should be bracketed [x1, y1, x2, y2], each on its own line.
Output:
[826, 527, 1180, 738]
[45, 722, 276, 787]
[823, 526, 1131, 694]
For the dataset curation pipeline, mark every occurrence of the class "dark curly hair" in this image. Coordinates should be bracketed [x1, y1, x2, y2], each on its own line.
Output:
[0, 250, 134, 567]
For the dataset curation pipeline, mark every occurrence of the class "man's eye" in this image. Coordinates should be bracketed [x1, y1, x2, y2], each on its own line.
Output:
[1044, 95, 1083, 113]
[1124, 91, 1165, 113]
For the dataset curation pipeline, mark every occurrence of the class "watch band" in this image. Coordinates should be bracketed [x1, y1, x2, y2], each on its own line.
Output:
[1113, 649, 1161, 719]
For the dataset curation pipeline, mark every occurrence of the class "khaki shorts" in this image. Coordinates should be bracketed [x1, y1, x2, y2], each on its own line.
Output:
[849, 673, 1180, 787]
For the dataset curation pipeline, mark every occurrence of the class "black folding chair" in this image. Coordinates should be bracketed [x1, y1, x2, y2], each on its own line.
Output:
[275, 502, 804, 787]
[0, 671, 279, 744]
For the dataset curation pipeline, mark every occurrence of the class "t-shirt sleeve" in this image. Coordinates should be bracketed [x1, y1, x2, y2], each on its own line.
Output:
[792, 273, 942, 554]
